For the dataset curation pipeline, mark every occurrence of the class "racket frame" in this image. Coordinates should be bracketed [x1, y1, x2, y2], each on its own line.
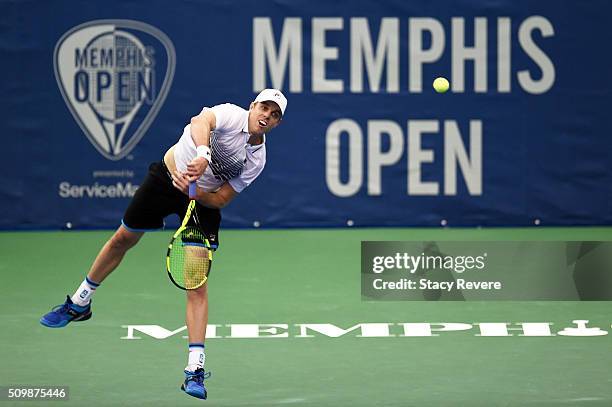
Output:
[166, 183, 212, 290]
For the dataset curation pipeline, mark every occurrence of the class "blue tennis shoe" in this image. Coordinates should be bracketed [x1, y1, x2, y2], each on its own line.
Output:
[40, 296, 92, 328]
[181, 368, 211, 400]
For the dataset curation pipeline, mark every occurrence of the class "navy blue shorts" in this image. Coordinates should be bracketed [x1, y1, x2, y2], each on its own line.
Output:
[122, 161, 221, 249]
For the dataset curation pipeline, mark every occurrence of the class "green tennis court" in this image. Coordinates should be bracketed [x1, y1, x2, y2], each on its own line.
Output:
[2, 227, 612, 406]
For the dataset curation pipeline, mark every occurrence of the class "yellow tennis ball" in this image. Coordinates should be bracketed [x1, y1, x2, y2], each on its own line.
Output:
[433, 77, 450, 93]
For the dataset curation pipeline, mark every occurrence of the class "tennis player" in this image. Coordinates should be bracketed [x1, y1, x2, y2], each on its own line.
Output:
[40, 89, 287, 400]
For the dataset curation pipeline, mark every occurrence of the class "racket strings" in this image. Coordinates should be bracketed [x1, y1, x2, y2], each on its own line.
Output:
[168, 226, 211, 289]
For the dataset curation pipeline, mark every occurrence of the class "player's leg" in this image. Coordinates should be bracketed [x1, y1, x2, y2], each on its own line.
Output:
[86, 226, 143, 283]
[181, 284, 211, 399]
[181, 205, 219, 399]
[39, 226, 144, 328]
[181, 273, 210, 399]
[40, 161, 173, 328]
[72, 226, 143, 306]
[186, 283, 209, 358]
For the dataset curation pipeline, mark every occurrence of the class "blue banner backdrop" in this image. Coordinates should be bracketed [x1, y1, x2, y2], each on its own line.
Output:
[1, 0, 611, 229]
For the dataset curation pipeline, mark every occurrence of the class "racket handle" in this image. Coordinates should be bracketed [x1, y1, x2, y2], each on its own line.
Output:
[188, 182, 197, 200]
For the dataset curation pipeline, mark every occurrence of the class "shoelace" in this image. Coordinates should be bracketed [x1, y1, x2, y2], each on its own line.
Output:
[51, 301, 71, 314]
[186, 370, 211, 385]
[50, 298, 86, 315]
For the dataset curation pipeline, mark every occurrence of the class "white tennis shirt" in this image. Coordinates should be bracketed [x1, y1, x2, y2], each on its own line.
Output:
[173, 103, 266, 193]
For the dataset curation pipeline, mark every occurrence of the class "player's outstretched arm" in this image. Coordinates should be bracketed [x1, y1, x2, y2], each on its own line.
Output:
[171, 171, 237, 209]
[196, 183, 237, 209]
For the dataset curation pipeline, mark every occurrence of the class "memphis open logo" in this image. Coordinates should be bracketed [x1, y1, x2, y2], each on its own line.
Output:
[54, 20, 176, 160]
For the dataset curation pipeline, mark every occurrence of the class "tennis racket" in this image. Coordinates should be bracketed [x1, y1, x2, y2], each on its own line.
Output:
[166, 182, 212, 290]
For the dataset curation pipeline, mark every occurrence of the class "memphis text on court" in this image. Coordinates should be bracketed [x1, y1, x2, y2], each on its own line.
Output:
[121, 320, 608, 339]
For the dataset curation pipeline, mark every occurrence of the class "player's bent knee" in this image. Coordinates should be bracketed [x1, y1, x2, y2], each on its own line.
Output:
[110, 227, 143, 251]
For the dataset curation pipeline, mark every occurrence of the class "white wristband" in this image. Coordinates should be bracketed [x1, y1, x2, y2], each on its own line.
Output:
[196, 145, 211, 162]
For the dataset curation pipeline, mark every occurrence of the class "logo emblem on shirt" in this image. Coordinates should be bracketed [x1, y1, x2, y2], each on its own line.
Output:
[54, 20, 176, 160]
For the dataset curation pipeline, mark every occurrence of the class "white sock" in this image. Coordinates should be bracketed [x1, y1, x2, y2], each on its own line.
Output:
[71, 277, 100, 306]
[186, 343, 205, 371]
